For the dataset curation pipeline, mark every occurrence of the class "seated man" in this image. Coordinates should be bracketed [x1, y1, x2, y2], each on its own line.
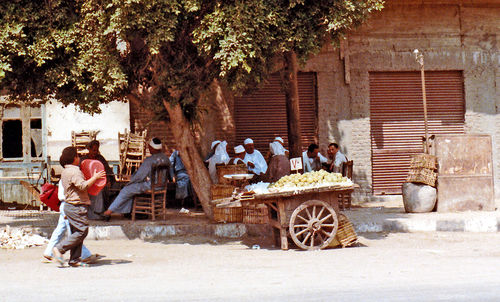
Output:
[229, 145, 247, 165]
[206, 140, 230, 183]
[81, 140, 114, 219]
[265, 141, 291, 182]
[302, 143, 328, 173]
[243, 138, 267, 176]
[170, 149, 191, 203]
[103, 138, 172, 219]
[326, 143, 347, 173]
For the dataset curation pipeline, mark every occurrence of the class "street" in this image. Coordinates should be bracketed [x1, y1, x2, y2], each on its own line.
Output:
[1, 232, 500, 301]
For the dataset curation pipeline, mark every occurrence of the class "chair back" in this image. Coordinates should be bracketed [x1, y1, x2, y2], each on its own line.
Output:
[72, 130, 97, 156]
[116, 129, 147, 182]
[150, 163, 171, 191]
[342, 160, 353, 179]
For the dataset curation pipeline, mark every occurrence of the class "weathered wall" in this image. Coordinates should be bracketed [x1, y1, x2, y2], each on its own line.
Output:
[46, 100, 130, 162]
[303, 0, 500, 204]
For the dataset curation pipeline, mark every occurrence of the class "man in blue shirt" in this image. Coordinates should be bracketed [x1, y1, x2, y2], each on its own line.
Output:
[327, 143, 347, 173]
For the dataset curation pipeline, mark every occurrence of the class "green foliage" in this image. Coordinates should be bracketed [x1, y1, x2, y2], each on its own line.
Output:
[0, 0, 383, 115]
[194, 0, 384, 89]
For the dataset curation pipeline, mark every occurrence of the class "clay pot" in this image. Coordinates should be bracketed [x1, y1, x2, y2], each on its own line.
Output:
[402, 182, 437, 213]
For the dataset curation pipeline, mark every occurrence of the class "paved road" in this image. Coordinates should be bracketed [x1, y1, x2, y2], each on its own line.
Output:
[1, 232, 500, 301]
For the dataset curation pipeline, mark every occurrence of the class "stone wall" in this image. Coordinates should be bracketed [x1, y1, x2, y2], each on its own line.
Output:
[303, 0, 500, 203]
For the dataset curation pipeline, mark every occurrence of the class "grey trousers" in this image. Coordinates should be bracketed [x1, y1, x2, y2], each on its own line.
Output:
[55, 203, 89, 265]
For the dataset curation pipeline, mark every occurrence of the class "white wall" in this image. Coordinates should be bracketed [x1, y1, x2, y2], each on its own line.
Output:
[46, 100, 130, 162]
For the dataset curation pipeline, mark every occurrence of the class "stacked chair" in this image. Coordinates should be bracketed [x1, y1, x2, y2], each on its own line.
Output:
[71, 130, 97, 157]
[116, 129, 147, 182]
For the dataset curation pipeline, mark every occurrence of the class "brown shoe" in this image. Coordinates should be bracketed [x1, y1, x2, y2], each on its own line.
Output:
[81, 254, 98, 264]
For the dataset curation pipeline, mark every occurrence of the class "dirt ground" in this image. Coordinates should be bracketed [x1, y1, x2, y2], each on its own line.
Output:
[1, 232, 500, 301]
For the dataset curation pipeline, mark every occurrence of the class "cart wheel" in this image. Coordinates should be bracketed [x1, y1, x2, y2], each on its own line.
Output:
[289, 200, 338, 250]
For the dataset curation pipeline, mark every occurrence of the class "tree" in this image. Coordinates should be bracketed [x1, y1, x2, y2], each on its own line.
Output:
[0, 0, 383, 218]
[194, 0, 384, 157]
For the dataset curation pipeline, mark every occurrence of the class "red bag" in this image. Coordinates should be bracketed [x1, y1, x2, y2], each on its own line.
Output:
[39, 183, 60, 212]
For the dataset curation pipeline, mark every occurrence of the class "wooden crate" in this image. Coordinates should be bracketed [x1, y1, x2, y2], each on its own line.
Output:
[242, 203, 269, 224]
[213, 206, 243, 223]
[211, 184, 235, 200]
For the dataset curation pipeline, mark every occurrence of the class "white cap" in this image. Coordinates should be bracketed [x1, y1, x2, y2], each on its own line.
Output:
[274, 137, 284, 144]
[211, 140, 221, 149]
[234, 145, 245, 154]
[244, 138, 253, 145]
[149, 138, 162, 150]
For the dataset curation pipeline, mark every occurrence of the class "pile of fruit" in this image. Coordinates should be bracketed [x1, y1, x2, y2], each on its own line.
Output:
[269, 170, 352, 190]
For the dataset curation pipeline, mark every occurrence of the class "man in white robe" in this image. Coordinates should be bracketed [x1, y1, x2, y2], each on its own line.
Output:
[206, 140, 230, 183]
[230, 145, 247, 165]
[243, 138, 267, 176]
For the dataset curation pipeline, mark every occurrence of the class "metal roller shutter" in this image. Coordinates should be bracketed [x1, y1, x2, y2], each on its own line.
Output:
[234, 72, 317, 153]
[369, 71, 465, 195]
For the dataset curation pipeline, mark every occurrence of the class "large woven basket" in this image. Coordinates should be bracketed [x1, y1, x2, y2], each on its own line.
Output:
[329, 213, 358, 248]
[406, 167, 437, 187]
[409, 153, 437, 170]
[242, 203, 269, 224]
[213, 206, 243, 223]
[216, 164, 248, 184]
[211, 184, 235, 200]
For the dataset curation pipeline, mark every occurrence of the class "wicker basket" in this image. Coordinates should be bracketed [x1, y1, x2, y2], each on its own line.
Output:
[406, 167, 437, 187]
[409, 153, 437, 170]
[216, 164, 248, 184]
[211, 184, 235, 200]
[242, 203, 269, 224]
[329, 213, 358, 248]
[213, 206, 243, 223]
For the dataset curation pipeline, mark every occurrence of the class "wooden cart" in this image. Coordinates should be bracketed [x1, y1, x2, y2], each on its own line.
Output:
[243, 184, 357, 251]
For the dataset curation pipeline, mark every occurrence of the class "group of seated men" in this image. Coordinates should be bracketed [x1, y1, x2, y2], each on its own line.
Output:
[84, 136, 347, 220]
[205, 137, 348, 183]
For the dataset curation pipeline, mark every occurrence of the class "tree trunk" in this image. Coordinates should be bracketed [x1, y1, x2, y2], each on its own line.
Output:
[163, 101, 214, 219]
[281, 50, 303, 159]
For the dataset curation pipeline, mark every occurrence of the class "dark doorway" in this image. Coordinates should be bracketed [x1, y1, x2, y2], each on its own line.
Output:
[2, 120, 23, 158]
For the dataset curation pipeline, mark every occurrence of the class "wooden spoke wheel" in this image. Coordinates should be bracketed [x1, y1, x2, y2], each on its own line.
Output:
[289, 200, 338, 250]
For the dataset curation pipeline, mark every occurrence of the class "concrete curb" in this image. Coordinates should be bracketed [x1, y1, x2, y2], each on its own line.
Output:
[345, 210, 500, 233]
[3, 208, 500, 241]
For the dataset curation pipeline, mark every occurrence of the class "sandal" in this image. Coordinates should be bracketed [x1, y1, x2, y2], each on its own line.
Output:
[69, 262, 90, 267]
[52, 247, 65, 266]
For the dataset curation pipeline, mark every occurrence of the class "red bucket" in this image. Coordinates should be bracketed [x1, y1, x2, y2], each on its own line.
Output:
[81, 159, 107, 196]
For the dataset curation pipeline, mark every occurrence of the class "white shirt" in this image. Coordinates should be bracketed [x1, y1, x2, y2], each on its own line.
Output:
[244, 149, 268, 175]
[302, 151, 328, 173]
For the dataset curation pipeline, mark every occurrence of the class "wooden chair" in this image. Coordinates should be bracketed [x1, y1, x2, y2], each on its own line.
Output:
[342, 160, 353, 179]
[71, 130, 97, 157]
[339, 160, 354, 210]
[116, 129, 147, 183]
[131, 163, 171, 221]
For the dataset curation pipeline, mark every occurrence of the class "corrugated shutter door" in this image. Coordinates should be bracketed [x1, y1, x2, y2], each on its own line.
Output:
[370, 71, 465, 195]
[234, 72, 317, 153]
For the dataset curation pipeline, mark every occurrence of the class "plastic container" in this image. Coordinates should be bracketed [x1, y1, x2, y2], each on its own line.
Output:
[81, 159, 107, 196]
